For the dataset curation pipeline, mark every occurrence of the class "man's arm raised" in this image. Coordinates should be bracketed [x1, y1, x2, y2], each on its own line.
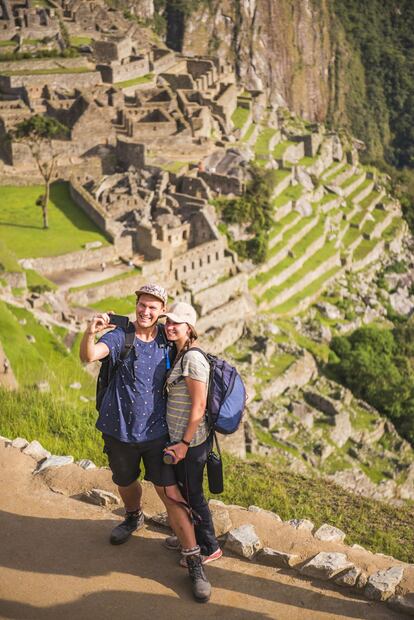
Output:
[80, 313, 112, 363]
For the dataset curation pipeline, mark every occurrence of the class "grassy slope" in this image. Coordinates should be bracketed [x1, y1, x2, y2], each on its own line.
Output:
[217, 453, 414, 563]
[0, 182, 109, 258]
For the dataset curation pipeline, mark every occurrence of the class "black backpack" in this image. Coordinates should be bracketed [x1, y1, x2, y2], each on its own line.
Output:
[95, 322, 172, 412]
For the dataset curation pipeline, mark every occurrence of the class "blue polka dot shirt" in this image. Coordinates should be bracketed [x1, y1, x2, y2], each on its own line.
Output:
[96, 326, 169, 443]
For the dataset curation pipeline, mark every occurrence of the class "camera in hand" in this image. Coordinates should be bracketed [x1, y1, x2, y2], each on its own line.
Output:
[163, 446, 177, 465]
[108, 314, 129, 329]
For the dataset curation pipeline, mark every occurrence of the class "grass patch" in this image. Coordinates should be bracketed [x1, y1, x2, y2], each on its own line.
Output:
[25, 269, 57, 292]
[255, 353, 296, 383]
[0, 301, 94, 392]
[159, 161, 190, 174]
[273, 183, 302, 207]
[268, 211, 299, 241]
[0, 182, 109, 259]
[241, 123, 256, 143]
[348, 178, 373, 203]
[0, 40, 15, 48]
[90, 295, 136, 315]
[0, 239, 22, 272]
[359, 190, 382, 210]
[254, 128, 278, 156]
[3, 67, 93, 76]
[70, 36, 93, 47]
[353, 238, 380, 262]
[231, 106, 250, 130]
[114, 73, 154, 89]
[272, 140, 297, 159]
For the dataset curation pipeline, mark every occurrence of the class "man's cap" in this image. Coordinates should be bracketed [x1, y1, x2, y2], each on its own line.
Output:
[163, 301, 198, 338]
[135, 283, 168, 306]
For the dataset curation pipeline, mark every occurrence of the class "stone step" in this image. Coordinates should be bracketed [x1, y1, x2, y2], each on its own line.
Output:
[341, 171, 367, 198]
[259, 242, 341, 309]
[350, 179, 375, 205]
[271, 264, 344, 316]
[362, 209, 394, 240]
[260, 216, 320, 275]
[333, 165, 356, 186]
[256, 228, 327, 294]
[268, 211, 300, 249]
[321, 159, 347, 182]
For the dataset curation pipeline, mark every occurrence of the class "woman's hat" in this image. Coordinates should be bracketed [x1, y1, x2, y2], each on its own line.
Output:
[163, 301, 198, 338]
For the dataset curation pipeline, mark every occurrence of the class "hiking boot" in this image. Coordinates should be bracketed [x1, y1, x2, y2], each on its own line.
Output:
[110, 509, 144, 545]
[185, 553, 211, 603]
[163, 535, 181, 551]
[180, 547, 222, 568]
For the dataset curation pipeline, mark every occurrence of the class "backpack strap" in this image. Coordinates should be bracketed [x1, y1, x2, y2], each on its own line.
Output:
[167, 347, 209, 388]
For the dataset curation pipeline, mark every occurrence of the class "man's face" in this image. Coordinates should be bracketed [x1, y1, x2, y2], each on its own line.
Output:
[135, 293, 165, 328]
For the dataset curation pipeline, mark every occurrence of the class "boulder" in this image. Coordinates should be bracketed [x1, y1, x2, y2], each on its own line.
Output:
[22, 440, 51, 461]
[313, 524, 346, 543]
[330, 410, 352, 448]
[364, 566, 404, 601]
[301, 552, 354, 580]
[257, 547, 299, 569]
[35, 381, 50, 393]
[209, 502, 233, 536]
[316, 302, 342, 320]
[12, 437, 29, 450]
[334, 566, 361, 587]
[26, 334, 36, 344]
[287, 518, 314, 532]
[295, 168, 314, 192]
[34, 455, 74, 474]
[149, 511, 169, 527]
[225, 524, 262, 560]
[389, 289, 414, 316]
[248, 506, 282, 521]
[80, 488, 120, 507]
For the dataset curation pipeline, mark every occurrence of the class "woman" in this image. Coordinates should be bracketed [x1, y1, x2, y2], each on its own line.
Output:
[163, 301, 222, 566]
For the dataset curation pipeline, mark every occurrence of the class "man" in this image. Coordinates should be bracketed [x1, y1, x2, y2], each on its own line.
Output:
[79, 283, 211, 603]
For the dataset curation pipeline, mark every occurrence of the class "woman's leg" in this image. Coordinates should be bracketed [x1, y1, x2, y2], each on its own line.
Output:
[154, 483, 197, 550]
[175, 438, 219, 556]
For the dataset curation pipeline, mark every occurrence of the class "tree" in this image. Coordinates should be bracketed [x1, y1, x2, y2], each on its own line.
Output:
[12, 115, 69, 229]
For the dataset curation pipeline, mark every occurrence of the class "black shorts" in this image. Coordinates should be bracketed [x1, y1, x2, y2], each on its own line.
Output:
[102, 434, 177, 488]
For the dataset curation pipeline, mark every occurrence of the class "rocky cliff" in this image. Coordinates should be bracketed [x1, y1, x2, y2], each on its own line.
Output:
[174, 0, 334, 122]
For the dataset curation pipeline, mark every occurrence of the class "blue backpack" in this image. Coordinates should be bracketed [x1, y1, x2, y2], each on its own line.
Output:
[177, 348, 246, 434]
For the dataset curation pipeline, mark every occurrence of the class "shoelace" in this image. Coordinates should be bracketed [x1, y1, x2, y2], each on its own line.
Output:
[187, 556, 206, 581]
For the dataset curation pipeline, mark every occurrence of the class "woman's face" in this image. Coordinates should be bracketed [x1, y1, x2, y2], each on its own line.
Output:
[165, 318, 191, 341]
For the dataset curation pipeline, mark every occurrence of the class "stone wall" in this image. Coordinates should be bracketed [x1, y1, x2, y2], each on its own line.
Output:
[0, 71, 102, 95]
[179, 175, 210, 200]
[24, 244, 120, 277]
[98, 56, 149, 84]
[115, 137, 145, 170]
[69, 180, 114, 240]
[199, 170, 243, 196]
[272, 171, 293, 198]
[193, 273, 248, 316]
[262, 251, 341, 309]
[352, 240, 385, 273]
[261, 351, 318, 400]
[197, 294, 254, 334]
[68, 271, 147, 307]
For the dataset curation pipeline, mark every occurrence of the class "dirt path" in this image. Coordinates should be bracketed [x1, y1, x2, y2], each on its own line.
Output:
[0, 444, 405, 620]
[0, 342, 18, 390]
[49, 264, 131, 291]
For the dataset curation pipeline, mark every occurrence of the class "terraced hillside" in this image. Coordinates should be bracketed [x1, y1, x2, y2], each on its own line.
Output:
[241, 125, 404, 317]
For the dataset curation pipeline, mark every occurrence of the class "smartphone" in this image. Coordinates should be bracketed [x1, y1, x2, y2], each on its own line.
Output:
[108, 314, 129, 329]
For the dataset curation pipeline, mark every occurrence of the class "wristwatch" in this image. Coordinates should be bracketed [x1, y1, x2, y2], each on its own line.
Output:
[181, 438, 191, 446]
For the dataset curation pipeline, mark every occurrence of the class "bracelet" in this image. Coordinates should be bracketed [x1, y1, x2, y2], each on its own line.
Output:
[181, 439, 191, 447]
